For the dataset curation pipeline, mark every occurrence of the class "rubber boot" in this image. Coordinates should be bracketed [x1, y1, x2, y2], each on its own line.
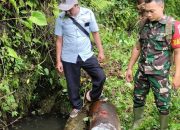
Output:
[160, 114, 168, 130]
[131, 107, 144, 130]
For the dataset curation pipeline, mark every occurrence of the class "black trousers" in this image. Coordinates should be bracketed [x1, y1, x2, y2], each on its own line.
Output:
[62, 55, 106, 109]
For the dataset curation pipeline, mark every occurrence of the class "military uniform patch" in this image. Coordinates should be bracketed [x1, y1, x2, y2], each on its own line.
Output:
[171, 21, 180, 48]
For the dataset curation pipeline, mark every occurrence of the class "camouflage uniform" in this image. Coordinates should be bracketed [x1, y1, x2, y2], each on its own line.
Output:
[134, 16, 175, 115]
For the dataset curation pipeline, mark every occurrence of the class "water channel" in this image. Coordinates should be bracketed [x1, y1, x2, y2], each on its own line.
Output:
[9, 113, 67, 130]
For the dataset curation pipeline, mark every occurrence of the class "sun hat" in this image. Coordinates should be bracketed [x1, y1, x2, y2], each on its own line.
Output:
[59, 0, 78, 11]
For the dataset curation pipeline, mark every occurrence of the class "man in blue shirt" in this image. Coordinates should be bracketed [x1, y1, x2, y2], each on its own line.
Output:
[55, 0, 106, 118]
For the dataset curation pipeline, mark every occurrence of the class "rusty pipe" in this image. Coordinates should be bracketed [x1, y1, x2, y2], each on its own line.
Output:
[89, 101, 121, 130]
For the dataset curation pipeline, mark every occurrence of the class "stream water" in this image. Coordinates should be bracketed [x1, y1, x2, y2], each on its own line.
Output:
[9, 113, 67, 130]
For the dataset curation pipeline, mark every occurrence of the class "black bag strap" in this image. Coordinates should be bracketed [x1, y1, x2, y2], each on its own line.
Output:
[69, 16, 90, 37]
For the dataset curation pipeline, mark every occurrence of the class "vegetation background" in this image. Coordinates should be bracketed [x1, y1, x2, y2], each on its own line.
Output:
[0, 0, 179, 129]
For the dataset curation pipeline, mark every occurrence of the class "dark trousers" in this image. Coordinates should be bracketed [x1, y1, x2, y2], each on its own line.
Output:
[62, 55, 106, 109]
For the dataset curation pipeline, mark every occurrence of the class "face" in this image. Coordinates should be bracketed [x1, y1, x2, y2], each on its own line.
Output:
[66, 5, 79, 16]
[145, 1, 164, 21]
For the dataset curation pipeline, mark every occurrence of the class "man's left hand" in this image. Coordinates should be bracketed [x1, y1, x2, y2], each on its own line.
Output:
[172, 75, 180, 90]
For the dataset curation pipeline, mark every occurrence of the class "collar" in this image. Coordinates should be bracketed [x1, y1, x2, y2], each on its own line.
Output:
[75, 7, 83, 18]
[159, 15, 168, 24]
[144, 15, 168, 27]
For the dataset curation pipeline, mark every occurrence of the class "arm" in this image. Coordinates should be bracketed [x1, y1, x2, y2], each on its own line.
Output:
[56, 36, 63, 73]
[170, 21, 180, 89]
[92, 32, 105, 62]
[128, 42, 141, 70]
[172, 48, 180, 89]
[125, 42, 141, 82]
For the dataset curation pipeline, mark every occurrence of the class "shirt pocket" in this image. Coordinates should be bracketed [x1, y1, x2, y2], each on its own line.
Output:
[75, 20, 90, 36]
[79, 16, 91, 32]
[154, 34, 169, 50]
[84, 23, 90, 33]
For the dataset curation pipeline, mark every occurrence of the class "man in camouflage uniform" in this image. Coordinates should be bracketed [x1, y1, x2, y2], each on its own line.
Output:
[126, 0, 180, 129]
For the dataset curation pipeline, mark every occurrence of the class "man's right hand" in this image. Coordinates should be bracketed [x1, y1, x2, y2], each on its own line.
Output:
[125, 69, 133, 82]
[56, 61, 63, 74]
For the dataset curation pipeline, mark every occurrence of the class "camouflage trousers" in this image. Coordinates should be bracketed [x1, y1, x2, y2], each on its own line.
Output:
[133, 70, 171, 115]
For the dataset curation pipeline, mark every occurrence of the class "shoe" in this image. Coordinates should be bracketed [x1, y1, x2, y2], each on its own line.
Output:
[85, 90, 108, 102]
[86, 90, 92, 102]
[98, 94, 108, 102]
[69, 108, 81, 118]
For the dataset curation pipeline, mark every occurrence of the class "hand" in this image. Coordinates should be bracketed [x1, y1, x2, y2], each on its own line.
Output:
[56, 61, 63, 74]
[172, 75, 180, 90]
[125, 69, 133, 82]
[98, 52, 105, 62]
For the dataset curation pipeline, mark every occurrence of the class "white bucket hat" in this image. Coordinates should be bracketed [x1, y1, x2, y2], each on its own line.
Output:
[59, 0, 78, 11]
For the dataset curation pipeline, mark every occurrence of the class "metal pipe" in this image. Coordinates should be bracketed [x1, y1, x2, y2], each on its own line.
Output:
[89, 101, 121, 130]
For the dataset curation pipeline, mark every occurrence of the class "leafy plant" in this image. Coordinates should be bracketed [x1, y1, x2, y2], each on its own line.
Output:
[0, 0, 179, 130]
